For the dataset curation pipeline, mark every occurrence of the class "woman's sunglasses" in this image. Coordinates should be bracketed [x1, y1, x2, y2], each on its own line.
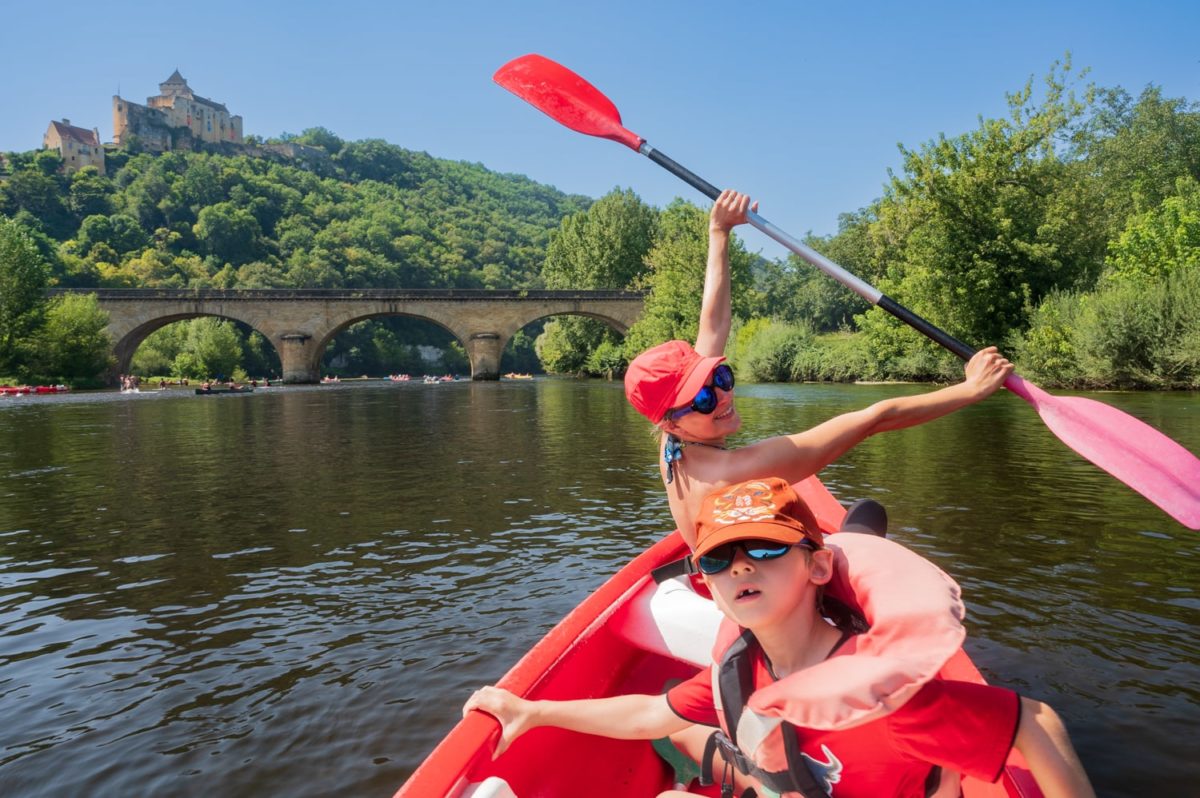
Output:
[696, 539, 801, 575]
[667, 364, 735, 421]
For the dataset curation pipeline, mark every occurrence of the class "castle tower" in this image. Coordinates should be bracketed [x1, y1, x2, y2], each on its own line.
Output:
[158, 69, 192, 99]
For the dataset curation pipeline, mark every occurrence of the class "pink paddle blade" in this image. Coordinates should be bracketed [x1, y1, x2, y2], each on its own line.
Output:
[493, 54, 644, 151]
[1005, 376, 1200, 529]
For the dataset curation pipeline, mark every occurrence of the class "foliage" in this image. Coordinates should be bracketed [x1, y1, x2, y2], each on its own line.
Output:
[537, 188, 657, 374]
[543, 188, 658, 289]
[1104, 176, 1200, 282]
[320, 316, 467, 376]
[861, 58, 1101, 355]
[133, 317, 245, 380]
[77, 213, 148, 256]
[26, 293, 113, 384]
[537, 317, 624, 375]
[500, 325, 544, 374]
[1078, 86, 1200, 242]
[1014, 267, 1200, 388]
[789, 332, 876, 383]
[724, 319, 876, 383]
[0, 141, 588, 293]
[751, 208, 882, 333]
[585, 339, 627, 379]
[732, 318, 814, 382]
[0, 217, 50, 373]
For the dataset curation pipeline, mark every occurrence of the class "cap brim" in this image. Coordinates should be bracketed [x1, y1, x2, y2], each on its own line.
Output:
[692, 521, 807, 561]
[669, 354, 726, 416]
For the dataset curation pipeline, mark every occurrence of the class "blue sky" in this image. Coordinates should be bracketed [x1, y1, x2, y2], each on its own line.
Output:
[3, 0, 1197, 259]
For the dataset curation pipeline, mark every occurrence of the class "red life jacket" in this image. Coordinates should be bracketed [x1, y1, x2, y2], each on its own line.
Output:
[706, 532, 967, 797]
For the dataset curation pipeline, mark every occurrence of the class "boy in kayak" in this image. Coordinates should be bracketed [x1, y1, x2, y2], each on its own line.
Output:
[625, 190, 1014, 549]
[464, 477, 1096, 798]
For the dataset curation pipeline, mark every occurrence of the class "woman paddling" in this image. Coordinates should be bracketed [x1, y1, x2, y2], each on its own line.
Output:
[624, 190, 1014, 549]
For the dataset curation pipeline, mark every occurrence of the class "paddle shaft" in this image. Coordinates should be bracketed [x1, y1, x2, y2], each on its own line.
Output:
[639, 142, 977, 362]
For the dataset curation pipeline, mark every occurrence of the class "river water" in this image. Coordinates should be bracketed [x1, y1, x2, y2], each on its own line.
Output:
[0, 380, 1196, 797]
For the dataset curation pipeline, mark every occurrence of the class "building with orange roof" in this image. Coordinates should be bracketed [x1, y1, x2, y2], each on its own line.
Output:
[42, 119, 106, 173]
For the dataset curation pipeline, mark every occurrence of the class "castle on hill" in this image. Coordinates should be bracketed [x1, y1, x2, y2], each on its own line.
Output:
[113, 70, 244, 151]
[42, 70, 327, 174]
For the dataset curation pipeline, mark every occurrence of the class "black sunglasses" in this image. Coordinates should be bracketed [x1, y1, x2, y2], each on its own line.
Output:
[696, 538, 805, 575]
[667, 364, 735, 421]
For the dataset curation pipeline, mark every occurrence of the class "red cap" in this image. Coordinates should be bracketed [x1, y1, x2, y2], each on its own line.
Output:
[624, 340, 725, 423]
[693, 478, 824, 562]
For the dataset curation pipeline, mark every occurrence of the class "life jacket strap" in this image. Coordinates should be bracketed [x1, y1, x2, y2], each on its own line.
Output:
[717, 631, 833, 798]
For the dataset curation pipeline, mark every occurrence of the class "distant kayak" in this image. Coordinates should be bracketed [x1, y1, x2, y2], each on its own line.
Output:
[195, 386, 255, 395]
[2, 385, 69, 396]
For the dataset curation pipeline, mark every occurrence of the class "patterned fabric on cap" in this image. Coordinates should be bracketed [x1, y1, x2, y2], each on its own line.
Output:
[693, 477, 823, 560]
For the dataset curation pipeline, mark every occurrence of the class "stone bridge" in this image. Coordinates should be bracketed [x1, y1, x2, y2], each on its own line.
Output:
[57, 288, 645, 383]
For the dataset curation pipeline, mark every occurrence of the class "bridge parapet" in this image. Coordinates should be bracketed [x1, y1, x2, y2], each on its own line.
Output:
[51, 288, 645, 302]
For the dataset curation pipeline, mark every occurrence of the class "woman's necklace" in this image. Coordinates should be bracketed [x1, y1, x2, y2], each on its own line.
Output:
[663, 434, 727, 483]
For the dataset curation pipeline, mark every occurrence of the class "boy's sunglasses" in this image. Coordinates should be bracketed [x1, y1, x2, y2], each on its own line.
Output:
[696, 538, 812, 575]
[667, 364, 735, 421]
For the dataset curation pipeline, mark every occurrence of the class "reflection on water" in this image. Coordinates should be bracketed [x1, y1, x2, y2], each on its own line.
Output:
[0, 381, 1196, 796]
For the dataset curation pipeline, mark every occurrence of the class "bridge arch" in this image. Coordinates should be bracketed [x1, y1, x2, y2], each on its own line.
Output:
[498, 309, 633, 375]
[111, 311, 277, 378]
[312, 312, 466, 379]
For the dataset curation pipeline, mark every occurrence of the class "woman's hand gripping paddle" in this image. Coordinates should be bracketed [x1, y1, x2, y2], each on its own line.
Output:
[493, 53, 1200, 530]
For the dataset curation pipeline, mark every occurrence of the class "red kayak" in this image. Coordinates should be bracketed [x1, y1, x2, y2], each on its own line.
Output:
[397, 476, 1041, 798]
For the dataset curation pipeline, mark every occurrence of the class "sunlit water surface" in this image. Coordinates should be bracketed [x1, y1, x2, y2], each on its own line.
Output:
[0, 380, 1196, 796]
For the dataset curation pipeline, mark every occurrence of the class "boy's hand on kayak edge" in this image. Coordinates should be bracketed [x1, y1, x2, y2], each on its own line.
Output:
[963, 346, 1013, 399]
[464, 686, 534, 757]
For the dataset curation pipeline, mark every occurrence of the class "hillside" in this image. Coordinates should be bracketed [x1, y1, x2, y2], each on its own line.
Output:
[0, 129, 590, 291]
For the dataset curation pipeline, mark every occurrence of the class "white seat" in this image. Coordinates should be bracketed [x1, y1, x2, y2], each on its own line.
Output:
[613, 576, 723, 667]
[460, 775, 518, 798]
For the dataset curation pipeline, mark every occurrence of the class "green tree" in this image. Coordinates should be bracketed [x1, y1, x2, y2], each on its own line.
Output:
[538, 188, 658, 374]
[858, 58, 1100, 367]
[752, 208, 879, 334]
[68, 166, 114, 219]
[295, 127, 344, 155]
[0, 167, 72, 238]
[176, 317, 244, 379]
[131, 321, 185, 376]
[543, 188, 658, 289]
[33, 150, 64, 176]
[0, 217, 50, 374]
[1105, 176, 1200, 282]
[28, 292, 113, 383]
[1080, 86, 1200, 241]
[193, 202, 264, 265]
[77, 213, 149, 257]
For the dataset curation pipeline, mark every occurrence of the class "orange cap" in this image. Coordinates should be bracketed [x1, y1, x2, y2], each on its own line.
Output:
[693, 478, 824, 562]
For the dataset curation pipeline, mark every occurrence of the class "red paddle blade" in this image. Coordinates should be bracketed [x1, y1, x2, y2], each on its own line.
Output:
[1006, 376, 1200, 529]
[493, 54, 645, 152]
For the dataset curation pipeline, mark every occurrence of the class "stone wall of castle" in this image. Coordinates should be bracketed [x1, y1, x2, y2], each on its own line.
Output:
[112, 72, 243, 152]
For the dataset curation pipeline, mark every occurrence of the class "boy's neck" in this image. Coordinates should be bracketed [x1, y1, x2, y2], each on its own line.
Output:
[750, 603, 845, 679]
